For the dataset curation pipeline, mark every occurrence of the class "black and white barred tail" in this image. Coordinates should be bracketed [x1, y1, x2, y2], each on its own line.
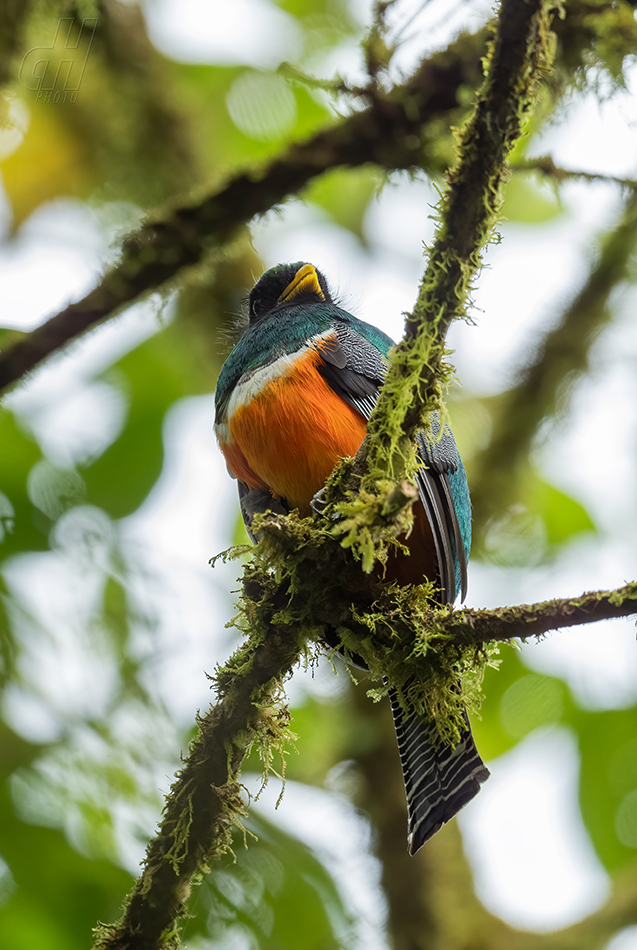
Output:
[389, 690, 490, 855]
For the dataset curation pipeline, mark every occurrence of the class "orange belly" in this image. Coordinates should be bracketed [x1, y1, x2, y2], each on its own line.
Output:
[222, 349, 367, 514]
[219, 349, 438, 589]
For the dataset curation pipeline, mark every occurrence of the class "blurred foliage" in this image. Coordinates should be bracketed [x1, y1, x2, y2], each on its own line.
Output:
[500, 174, 562, 224]
[306, 166, 384, 243]
[1, 0, 637, 948]
[184, 812, 354, 950]
[481, 476, 596, 567]
[476, 652, 637, 872]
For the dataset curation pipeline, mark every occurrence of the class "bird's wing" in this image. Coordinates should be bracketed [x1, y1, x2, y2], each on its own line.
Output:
[316, 322, 384, 420]
[416, 425, 468, 603]
[318, 321, 468, 603]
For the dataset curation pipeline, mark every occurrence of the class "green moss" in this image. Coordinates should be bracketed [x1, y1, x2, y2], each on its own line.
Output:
[212, 500, 499, 755]
[343, 584, 500, 745]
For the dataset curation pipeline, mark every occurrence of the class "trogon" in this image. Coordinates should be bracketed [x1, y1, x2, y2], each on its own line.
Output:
[214, 262, 489, 854]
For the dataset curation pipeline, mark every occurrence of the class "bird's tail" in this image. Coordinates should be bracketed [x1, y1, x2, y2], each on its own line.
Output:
[389, 689, 490, 855]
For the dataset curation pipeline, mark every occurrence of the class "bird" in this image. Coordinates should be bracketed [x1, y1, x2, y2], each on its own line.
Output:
[214, 261, 489, 854]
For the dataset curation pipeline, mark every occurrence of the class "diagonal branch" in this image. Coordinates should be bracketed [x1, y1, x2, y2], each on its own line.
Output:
[92, 532, 637, 950]
[359, 0, 556, 485]
[93, 607, 309, 950]
[0, 29, 487, 395]
[1, 2, 635, 396]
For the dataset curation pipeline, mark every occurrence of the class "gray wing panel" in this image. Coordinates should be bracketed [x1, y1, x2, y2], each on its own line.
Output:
[317, 324, 388, 420]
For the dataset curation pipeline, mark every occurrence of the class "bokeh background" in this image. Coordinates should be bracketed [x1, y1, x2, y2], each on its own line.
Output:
[1, 1, 637, 948]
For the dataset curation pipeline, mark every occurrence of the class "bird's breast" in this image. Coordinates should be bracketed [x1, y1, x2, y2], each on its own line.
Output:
[216, 336, 367, 514]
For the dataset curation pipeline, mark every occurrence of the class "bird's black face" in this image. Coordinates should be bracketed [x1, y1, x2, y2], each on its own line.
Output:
[248, 262, 331, 324]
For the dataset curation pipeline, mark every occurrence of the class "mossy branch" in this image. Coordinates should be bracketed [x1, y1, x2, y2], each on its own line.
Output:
[4, 1, 637, 395]
[91, 4, 563, 946]
[470, 186, 637, 533]
[358, 0, 556, 488]
[442, 581, 637, 645]
[92, 610, 309, 950]
[0, 28, 488, 395]
[90, 449, 637, 950]
[92, 505, 637, 950]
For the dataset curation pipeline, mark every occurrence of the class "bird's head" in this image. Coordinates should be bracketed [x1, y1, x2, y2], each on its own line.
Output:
[248, 262, 332, 324]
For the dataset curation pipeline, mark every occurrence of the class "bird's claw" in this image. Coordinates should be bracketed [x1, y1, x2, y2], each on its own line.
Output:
[310, 487, 328, 515]
[310, 487, 341, 522]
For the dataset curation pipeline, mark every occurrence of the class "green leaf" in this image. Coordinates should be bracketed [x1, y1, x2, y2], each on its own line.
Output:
[171, 62, 332, 168]
[499, 673, 564, 738]
[274, 0, 359, 36]
[82, 327, 207, 519]
[191, 811, 354, 949]
[576, 705, 637, 872]
[0, 410, 46, 559]
[0, 784, 132, 950]
[502, 174, 563, 223]
[0, 574, 19, 687]
[482, 474, 596, 566]
[527, 477, 596, 548]
[472, 648, 533, 760]
[476, 648, 637, 873]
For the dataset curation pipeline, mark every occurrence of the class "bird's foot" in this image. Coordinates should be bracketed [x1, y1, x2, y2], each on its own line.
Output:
[310, 486, 328, 515]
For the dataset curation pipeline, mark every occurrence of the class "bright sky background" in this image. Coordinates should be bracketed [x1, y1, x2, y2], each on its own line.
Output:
[2, 0, 637, 946]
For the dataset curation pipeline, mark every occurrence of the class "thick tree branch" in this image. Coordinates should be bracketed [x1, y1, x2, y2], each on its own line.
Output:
[3, 1, 635, 397]
[358, 0, 556, 486]
[471, 186, 637, 531]
[93, 538, 637, 950]
[0, 29, 487, 395]
[91, 467, 637, 950]
[93, 616, 308, 950]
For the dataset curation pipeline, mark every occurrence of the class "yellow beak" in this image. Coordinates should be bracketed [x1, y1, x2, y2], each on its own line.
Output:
[277, 263, 325, 303]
